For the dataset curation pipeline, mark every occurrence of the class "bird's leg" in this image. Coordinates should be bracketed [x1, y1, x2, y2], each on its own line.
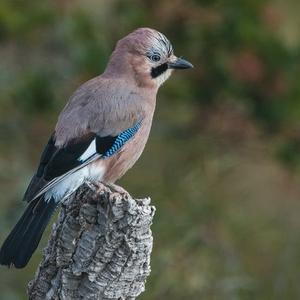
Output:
[105, 183, 130, 198]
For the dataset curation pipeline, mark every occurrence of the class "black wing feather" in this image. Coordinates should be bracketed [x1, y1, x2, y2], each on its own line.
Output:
[36, 135, 57, 177]
[23, 133, 118, 202]
[44, 142, 90, 180]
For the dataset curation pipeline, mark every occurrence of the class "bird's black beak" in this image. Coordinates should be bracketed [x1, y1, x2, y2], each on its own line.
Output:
[168, 57, 194, 70]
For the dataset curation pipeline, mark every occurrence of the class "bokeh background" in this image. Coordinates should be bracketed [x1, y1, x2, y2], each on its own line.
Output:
[1, 0, 300, 299]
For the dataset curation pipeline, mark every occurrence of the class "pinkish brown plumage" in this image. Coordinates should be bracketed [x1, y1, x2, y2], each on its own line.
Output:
[0, 27, 193, 268]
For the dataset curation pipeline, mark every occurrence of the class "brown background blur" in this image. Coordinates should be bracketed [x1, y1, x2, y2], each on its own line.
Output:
[1, 0, 300, 299]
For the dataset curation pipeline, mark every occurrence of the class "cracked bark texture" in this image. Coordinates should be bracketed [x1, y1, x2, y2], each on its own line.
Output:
[27, 182, 155, 300]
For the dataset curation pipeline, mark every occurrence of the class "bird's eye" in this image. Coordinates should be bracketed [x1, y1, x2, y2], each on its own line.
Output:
[150, 54, 161, 62]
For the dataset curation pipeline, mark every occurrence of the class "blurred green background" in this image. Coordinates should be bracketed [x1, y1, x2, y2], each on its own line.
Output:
[1, 0, 300, 299]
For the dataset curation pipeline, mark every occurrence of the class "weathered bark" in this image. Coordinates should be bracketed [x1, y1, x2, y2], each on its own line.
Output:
[27, 182, 155, 300]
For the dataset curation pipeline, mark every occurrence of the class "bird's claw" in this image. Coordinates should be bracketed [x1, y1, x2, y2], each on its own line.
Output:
[106, 183, 130, 198]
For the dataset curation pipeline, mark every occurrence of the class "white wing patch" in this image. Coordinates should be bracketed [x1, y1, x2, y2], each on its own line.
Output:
[34, 154, 100, 201]
[79, 139, 97, 162]
[45, 162, 105, 202]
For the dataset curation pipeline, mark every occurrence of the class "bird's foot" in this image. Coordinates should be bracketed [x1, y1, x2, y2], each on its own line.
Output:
[105, 183, 130, 198]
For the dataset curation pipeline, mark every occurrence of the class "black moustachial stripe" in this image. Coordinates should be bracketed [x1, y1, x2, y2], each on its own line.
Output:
[151, 63, 168, 78]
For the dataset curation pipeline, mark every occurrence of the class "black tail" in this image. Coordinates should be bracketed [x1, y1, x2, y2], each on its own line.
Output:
[0, 196, 57, 268]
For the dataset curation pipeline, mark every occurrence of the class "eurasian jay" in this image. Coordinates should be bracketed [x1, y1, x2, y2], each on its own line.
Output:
[0, 27, 193, 268]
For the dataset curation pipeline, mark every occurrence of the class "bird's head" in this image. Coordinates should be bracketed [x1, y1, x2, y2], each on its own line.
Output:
[104, 28, 193, 88]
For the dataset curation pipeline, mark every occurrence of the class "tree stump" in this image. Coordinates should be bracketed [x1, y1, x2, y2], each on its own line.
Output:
[27, 182, 155, 300]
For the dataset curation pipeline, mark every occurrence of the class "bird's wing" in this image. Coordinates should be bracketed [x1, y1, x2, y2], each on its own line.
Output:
[23, 120, 143, 202]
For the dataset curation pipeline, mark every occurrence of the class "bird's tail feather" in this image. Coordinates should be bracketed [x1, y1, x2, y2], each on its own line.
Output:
[0, 196, 57, 268]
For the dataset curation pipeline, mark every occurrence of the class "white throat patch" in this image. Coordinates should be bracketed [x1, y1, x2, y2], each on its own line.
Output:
[154, 68, 173, 87]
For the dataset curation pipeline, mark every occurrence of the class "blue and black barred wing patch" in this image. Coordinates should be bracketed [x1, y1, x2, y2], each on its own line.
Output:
[75, 119, 143, 162]
[101, 120, 142, 158]
[75, 120, 142, 163]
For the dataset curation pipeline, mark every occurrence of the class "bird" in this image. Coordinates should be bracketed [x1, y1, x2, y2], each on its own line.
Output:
[0, 27, 193, 268]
